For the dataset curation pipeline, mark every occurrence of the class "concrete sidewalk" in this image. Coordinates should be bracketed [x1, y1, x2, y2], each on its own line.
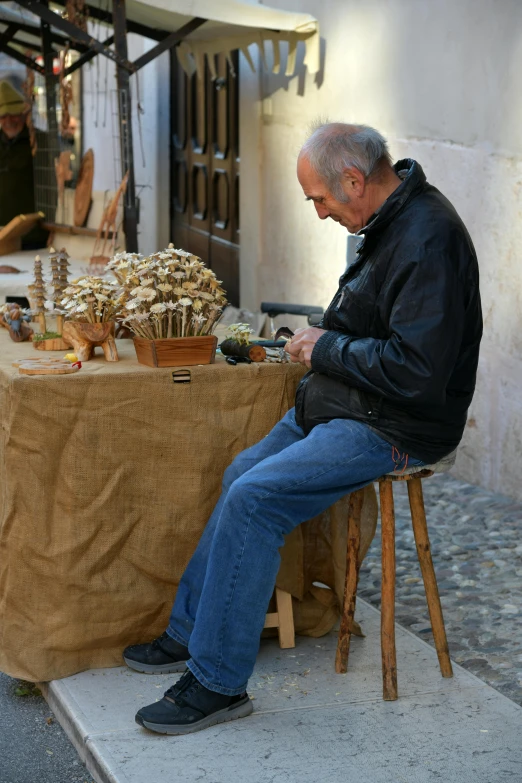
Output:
[41, 599, 521, 783]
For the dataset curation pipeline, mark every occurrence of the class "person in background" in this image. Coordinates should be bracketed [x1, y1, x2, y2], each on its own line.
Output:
[0, 74, 47, 249]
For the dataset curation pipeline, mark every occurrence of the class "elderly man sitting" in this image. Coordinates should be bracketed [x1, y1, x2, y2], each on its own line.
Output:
[124, 123, 483, 735]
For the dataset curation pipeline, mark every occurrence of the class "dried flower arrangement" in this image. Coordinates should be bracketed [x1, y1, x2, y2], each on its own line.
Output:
[105, 251, 143, 285]
[60, 276, 123, 323]
[118, 245, 227, 340]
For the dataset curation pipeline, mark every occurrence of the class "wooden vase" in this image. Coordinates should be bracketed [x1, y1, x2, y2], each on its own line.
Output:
[62, 321, 119, 362]
[133, 335, 218, 368]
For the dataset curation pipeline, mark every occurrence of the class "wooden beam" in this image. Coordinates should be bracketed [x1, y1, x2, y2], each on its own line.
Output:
[132, 17, 206, 71]
[51, 0, 169, 43]
[64, 34, 115, 76]
[113, 0, 139, 252]
[0, 40, 44, 73]
[3, 20, 92, 53]
[40, 0, 60, 158]
[16, 0, 135, 72]
[0, 23, 18, 46]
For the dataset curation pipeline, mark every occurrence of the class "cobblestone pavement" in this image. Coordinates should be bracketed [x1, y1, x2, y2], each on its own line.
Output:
[358, 473, 522, 705]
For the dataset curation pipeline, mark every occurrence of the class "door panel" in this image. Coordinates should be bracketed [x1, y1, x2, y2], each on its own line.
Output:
[170, 51, 240, 306]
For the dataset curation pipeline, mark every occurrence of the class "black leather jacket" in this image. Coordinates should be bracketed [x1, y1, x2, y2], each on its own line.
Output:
[294, 159, 483, 464]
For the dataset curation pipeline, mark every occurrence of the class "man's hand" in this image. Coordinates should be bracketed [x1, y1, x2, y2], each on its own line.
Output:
[286, 327, 326, 368]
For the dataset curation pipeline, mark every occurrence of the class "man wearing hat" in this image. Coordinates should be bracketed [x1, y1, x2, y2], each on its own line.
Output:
[0, 74, 47, 248]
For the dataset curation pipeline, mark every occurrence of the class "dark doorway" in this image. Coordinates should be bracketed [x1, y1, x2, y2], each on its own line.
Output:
[170, 51, 240, 306]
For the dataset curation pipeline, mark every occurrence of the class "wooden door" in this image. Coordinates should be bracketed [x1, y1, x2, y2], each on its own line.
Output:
[170, 52, 240, 306]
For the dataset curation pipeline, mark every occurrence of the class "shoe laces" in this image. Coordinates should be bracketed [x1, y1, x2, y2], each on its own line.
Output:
[151, 632, 170, 651]
[165, 671, 202, 705]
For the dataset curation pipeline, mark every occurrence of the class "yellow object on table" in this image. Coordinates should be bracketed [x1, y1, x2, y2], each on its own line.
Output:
[64, 352, 78, 362]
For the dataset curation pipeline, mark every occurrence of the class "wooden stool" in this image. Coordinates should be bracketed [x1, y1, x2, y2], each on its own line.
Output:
[336, 454, 456, 700]
[264, 587, 295, 649]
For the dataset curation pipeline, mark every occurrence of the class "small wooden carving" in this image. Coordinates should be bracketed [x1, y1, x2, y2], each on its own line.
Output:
[0, 265, 21, 274]
[1, 303, 33, 342]
[62, 321, 119, 362]
[89, 172, 129, 267]
[74, 149, 94, 227]
[55, 150, 73, 208]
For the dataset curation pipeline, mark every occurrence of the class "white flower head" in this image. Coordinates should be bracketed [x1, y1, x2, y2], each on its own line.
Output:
[136, 287, 156, 302]
[150, 303, 167, 314]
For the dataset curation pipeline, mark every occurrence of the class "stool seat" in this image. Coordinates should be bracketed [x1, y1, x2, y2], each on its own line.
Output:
[385, 449, 457, 477]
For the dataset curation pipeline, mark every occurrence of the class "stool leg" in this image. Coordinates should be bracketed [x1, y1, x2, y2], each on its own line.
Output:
[275, 588, 295, 649]
[379, 479, 398, 700]
[335, 489, 364, 673]
[407, 479, 453, 678]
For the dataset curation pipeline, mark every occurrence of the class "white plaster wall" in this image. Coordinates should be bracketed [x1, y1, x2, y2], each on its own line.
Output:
[82, 34, 170, 254]
[239, 0, 522, 499]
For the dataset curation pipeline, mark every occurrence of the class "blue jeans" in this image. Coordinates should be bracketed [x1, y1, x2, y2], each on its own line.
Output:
[167, 409, 422, 696]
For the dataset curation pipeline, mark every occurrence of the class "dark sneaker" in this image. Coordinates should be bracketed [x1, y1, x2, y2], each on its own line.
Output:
[135, 670, 253, 735]
[123, 631, 190, 674]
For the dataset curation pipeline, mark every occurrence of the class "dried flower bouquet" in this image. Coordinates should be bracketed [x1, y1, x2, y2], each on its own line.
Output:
[61, 276, 123, 323]
[118, 245, 227, 340]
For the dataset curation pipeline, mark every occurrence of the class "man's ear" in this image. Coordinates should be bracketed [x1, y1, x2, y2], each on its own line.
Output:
[342, 166, 366, 198]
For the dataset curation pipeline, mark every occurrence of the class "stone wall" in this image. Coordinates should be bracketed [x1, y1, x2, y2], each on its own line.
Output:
[238, 0, 522, 499]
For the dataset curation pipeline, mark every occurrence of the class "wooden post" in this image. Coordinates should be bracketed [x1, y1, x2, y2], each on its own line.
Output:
[407, 478, 453, 678]
[335, 488, 364, 673]
[40, 3, 59, 149]
[379, 479, 398, 700]
[40, 0, 60, 219]
[274, 588, 295, 649]
[113, 0, 139, 253]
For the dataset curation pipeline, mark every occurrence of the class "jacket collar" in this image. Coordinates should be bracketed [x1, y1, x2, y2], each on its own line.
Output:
[356, 159, 426, 241]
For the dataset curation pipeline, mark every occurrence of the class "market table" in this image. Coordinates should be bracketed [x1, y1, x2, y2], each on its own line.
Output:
[0, 330, 377, 682]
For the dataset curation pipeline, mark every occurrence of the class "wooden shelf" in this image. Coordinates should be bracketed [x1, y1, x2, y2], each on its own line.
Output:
[42, 223, 115, 240]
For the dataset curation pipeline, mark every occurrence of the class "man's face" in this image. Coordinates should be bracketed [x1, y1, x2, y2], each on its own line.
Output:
[297, 155, 366, 234]
[0, 113, 27, 139]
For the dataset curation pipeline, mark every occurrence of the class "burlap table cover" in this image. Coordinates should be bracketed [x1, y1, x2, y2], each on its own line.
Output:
[0, 332, 377, 682]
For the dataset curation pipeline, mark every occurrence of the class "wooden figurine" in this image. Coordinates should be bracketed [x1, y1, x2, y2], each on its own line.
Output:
[50, 248, 65, 334]
[1, 303, 33, 342]
[32, 254, 47, 334]
[58, 247, 70, 297]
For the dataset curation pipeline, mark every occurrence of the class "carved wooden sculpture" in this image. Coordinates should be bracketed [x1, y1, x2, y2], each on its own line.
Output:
[62, 321, 119, 362]
[33, 254, 47, 334]
[55, 150, 73, 211]
[90, 172, 129, 267]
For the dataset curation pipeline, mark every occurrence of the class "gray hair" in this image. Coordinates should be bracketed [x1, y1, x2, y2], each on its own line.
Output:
[300, 122, 392, 200]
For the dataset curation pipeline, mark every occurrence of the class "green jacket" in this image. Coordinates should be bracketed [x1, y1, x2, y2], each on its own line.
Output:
[0, 126, 49, 248]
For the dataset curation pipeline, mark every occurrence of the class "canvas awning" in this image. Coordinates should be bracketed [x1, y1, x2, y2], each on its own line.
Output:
[108, 0, 320, 77]
[0, 1, 319, 78]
